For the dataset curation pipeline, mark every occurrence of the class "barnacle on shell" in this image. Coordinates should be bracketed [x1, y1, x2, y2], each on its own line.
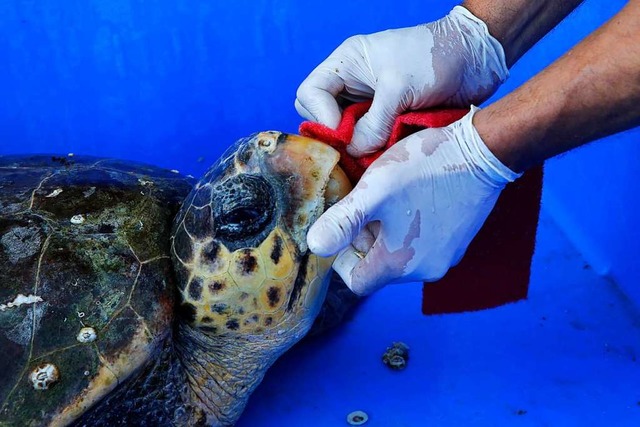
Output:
[29, 363, 60, 391]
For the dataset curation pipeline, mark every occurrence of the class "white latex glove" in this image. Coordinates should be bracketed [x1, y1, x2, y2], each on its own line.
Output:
[307, 106, 521, 295]
[295, 6, 508, 156]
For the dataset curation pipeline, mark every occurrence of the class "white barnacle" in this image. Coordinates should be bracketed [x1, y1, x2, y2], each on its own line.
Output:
[347, 411, 369, 425]
[170, 169, 180, 174]
[45, 188, 63, 198]
[70, 214, 85, 225]
[76, 327, 97, 343]
[258, 137, 272, 149]
[30, 363, 60, 391]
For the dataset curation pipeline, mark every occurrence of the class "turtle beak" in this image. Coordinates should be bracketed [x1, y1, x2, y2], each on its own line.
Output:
[260, 132, 352, 252]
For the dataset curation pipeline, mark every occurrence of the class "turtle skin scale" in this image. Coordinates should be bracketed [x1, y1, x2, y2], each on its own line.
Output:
[0, 132, 357, 427]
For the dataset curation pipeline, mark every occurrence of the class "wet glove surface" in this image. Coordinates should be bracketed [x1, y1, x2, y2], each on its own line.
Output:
[300, 102, 542, 314]
[295, 6, 508, 156]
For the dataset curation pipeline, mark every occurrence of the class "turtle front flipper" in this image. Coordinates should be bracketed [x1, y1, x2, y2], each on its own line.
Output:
[171, 132, 352, 426]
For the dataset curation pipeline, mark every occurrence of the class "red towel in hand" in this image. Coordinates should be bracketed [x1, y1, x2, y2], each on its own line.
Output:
[300, 101, 543, 315]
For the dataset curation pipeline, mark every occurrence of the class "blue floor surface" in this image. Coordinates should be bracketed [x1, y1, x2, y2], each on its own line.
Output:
[237, 210, 640, 426]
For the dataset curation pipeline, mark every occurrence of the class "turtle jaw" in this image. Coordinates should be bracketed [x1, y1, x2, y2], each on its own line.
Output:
[262, 132, 352, 254]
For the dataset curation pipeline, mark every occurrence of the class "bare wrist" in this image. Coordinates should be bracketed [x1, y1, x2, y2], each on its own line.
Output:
[463, 0, 583, 67]
[472, 106, 525, 173]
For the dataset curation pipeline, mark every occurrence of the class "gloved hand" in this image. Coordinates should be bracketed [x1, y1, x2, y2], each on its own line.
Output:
[307, 107, 521, 295]
[295, 6, 508, 156]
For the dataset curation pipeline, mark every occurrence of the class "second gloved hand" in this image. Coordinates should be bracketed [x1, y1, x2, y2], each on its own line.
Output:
[295, 6, 508, 156]
[306, 107, 521, 295]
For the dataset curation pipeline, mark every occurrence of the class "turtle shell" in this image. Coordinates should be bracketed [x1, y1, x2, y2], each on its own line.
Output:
[0, 155, 193, 426]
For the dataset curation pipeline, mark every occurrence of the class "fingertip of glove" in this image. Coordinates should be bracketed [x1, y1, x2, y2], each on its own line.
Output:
[295, 97, 342, 129]
[349, 125, 387, 157]
[294, 98, 316, 122]
[307, 221, 339, 257]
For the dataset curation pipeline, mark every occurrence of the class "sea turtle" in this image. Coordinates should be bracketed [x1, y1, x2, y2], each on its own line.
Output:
[0, 131, 358, 426]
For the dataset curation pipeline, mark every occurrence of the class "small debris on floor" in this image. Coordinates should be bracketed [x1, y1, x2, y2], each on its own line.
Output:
[382, 342, 410, 370]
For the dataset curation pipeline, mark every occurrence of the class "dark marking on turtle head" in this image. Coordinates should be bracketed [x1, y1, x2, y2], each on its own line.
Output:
[236, 249, 258, 275]
[270, 234, 283, 264]
[267, 286, 281, 308]
[202, 241, 220, 264]
[188, 278, 203, 301]
[287, 254, 309, 311]
[209, 281, 225, 294]
[226, 319, 240, 330]
[211, 303, 229, 314]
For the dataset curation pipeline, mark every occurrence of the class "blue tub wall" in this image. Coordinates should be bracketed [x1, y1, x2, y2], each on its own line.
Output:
[0, 0, 452, 177]
[490, 0, 640, 304]
[1, 1, 637, 302]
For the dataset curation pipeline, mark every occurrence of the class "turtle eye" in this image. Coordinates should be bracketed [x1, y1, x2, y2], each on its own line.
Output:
[224, 207, 262, 224]
[213, 174, 277, 250]
[218, 207, 269, 236]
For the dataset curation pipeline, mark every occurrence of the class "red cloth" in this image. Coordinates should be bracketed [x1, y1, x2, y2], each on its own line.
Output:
[300, 101, 543, 314]
[300, 101, 469, 182]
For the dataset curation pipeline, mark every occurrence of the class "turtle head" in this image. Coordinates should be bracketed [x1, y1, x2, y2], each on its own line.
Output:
[171, 131, 351, 344]
[170, 132, 351, 423]
[170, 131, 351, 424]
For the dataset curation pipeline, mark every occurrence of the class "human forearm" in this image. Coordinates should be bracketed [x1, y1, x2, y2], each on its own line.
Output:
[474, 0, 640, 172]
[464, 0, 584, 67]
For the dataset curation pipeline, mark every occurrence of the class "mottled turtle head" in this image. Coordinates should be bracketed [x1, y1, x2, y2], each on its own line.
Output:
[171, 132, 350, 342]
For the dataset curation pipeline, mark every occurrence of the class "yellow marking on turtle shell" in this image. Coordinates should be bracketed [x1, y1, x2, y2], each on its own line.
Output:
[50, 324, 159, 427]
[101, 322, 156, 376]
[50, 364, 118, 427]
